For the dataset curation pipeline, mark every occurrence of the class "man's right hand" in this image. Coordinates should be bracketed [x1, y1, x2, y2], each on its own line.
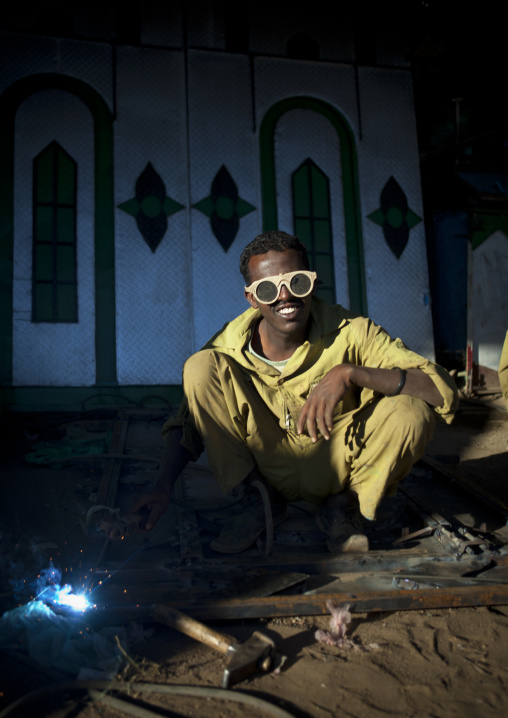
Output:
[130, 489, 171, 531]
[130, 427, 193, 530]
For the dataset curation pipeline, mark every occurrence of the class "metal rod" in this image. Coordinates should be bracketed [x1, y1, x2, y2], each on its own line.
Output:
[88, 583, 508, 626]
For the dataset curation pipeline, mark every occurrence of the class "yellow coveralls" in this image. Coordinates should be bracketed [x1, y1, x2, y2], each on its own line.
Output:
[499, 331, 508, 411]
[164, 299, 458, 520]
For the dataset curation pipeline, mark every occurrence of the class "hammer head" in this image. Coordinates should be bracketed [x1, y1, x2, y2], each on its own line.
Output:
[222, 630, 276, 688]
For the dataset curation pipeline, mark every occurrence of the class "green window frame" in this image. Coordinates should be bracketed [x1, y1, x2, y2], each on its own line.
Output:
[260, 97, 366, 315]
[32, 141, 78, 323]
[292, 158, 336, 304]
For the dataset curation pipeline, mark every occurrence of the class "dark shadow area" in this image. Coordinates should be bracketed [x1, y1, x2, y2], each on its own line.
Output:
[452, 452, 508, 506]
[1, 401, 507, 715]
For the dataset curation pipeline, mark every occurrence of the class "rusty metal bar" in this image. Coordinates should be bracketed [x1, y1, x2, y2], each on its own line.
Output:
[178, 584, 508, 618]
[88, 583, 508, 626]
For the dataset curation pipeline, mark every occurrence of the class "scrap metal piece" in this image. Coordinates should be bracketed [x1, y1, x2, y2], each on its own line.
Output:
[392, 577, 438, 590]
[398, 484, 496, 559]
[393, 526, 435, 545]
[97, 510, 149, 540]
[213, 570, 309, 599]
[455, 525, 497, 553]
[91, 569, 309, 606]
[393, 572, 508, 587]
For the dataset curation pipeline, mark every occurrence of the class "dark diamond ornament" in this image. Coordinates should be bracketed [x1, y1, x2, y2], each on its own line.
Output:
[117, 162, 184, 253]
[193, 165, 255, 252]
[367, 176, 421, 259]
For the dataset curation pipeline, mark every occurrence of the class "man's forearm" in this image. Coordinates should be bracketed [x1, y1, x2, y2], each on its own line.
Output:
[350, 366, 443, 407]
[153, 427, 193, 497]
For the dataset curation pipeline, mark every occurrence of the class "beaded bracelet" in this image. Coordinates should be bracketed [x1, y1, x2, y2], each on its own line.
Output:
[385, 367, 407, 396]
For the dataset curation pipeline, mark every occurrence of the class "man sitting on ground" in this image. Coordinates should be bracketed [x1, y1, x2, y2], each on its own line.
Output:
[134, 231, 458, 553]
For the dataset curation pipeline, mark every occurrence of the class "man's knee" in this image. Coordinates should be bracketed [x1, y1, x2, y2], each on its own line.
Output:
[386, 394, 436, 447]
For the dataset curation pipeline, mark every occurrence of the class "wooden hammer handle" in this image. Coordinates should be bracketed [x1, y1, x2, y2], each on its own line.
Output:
[152, 604, 234, 655]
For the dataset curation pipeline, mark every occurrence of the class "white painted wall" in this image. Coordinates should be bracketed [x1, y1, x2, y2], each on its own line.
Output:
[13, 90, 96, 386]
[358, 67, 434, 359]
[5, 34, 435, 388]
[188, 50, 260, 351]
[114, 47, 192, 385]
[472, 230, 508, 370]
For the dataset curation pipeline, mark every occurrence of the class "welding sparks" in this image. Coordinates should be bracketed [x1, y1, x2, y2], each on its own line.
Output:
[36, 583, 91, 611]
[35, 563, 92, 612]
[53, 585, 90, 611]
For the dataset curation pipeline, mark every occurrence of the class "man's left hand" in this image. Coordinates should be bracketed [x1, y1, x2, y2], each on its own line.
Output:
[296, 364, 444, 442]
[297, 364, 353, 442]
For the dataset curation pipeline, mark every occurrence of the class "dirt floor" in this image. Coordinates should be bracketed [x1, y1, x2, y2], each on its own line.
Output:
[0, 387, 507, 718]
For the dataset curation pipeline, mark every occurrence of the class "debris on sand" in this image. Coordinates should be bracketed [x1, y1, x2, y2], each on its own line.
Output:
[315, 600, 379, 651]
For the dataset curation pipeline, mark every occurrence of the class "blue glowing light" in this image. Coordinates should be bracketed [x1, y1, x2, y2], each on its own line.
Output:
[36, 580, 91, 612]
[51, 585, 91, 611]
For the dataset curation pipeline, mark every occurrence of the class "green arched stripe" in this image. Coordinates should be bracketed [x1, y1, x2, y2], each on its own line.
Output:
[0, 73, 116, 385]
[259, 97, 367, 315]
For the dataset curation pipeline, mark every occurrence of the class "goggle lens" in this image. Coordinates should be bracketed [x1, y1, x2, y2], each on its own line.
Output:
[256, 280, 279, 303]
[290, 272, 313, 296]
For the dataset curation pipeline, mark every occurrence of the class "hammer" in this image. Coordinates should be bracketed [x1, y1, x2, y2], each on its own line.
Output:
[151, 604, 276, 688]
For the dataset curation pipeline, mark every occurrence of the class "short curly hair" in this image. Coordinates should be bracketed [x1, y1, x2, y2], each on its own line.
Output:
[239, 231, 309, 284]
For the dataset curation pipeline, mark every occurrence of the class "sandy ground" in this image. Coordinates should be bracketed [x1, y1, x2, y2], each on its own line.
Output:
[1, 394, 507, 718]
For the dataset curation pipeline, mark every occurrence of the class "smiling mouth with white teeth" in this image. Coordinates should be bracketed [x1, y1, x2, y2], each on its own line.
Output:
[276, 303, 301, 316]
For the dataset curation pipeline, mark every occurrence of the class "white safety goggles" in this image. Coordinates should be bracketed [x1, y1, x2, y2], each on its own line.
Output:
[245, 270, 317, 304]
